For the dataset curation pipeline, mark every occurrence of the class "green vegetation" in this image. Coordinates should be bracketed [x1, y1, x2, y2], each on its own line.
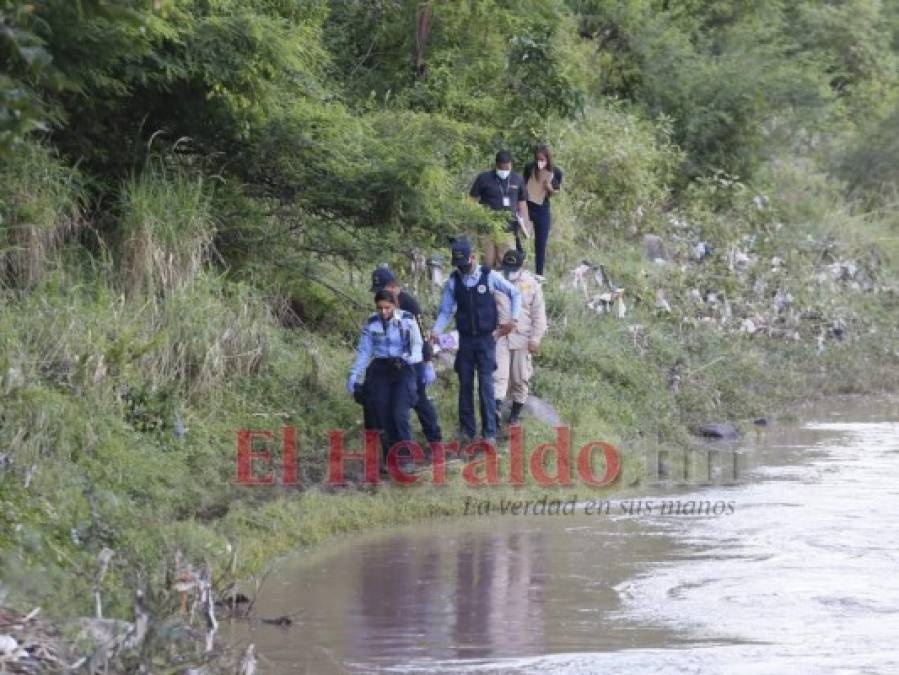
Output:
[1, 0, 898, 667]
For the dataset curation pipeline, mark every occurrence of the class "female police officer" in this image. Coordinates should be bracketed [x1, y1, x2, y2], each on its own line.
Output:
[347, 289, 424, 470]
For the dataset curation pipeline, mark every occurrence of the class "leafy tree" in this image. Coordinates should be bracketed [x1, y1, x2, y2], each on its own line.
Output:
[566, 0, 832, 178]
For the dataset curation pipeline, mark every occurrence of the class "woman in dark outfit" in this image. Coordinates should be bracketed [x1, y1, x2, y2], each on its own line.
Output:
[347, 289, 423, 471]
[523, 144, 563, 281]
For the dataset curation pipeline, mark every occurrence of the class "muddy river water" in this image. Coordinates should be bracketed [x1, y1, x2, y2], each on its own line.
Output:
[226, 396, 899, 673]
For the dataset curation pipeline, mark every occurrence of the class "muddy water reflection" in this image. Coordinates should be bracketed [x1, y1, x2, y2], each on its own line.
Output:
[227, 397, 899, 673]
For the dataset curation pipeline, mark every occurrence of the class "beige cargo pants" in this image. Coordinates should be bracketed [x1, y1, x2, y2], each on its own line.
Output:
[494, 339, 532, 404]
[480, 234, 515, 269]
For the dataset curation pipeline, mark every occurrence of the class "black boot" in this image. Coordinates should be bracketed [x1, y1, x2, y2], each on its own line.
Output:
[509, 401, 524, 426]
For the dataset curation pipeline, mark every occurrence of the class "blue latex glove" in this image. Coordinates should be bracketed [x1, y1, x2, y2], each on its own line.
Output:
[422, 362, 437, 387]
[346, 376, 355, 395]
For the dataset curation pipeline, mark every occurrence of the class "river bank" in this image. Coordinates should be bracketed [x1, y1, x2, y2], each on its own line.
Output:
[226, 395, 899, 673]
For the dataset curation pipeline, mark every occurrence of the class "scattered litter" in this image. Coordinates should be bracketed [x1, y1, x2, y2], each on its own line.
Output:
[827, 319, 847, 341]
[654, 289, 671, 313]
[722, 300, 732, 322]
[740, 318, 757, 334]
[726, 246, 752, 273]
[693, 242, 712, 262]
[0, 634, 17, 655]
[427, 254, 445, 289]
[587, 289, 626, 317]
[828, 261, 858, 282]
[569, 261, 606, 296]
[773, 289, 793, 312]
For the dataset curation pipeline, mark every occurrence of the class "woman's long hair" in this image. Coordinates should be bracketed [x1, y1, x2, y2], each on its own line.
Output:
[532, 143, 554, 177]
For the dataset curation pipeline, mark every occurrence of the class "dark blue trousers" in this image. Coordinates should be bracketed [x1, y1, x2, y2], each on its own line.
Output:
[454, 334, 497, 440]
[363, 360, 418, 463]
[528, 200, 551, 276]
[413, 362, 442, 442]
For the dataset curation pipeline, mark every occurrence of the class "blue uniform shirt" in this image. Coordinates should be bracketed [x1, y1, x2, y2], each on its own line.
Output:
[349, 309, 423, 385]
[433, 268, 521, 334]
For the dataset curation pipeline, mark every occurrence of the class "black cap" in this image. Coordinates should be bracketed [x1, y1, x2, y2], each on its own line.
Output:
[370, 267, 396, 292]
[501, 249, 525, 271]
[450, 237, 473, 265]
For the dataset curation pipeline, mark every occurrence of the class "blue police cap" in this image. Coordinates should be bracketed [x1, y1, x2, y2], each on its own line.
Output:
[370, 266, 396, 292]
[450, 237, 472, 265]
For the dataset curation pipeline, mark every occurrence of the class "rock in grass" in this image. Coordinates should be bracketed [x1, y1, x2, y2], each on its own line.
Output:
[643, 234, 667, 261]
[523, 395, 562, 426]
[698, 423, 739, 439]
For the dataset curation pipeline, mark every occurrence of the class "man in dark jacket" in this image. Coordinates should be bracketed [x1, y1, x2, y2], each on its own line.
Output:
[430, 238, 520, 446]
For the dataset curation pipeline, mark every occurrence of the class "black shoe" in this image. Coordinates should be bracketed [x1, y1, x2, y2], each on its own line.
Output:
[509, 401, 524, 426]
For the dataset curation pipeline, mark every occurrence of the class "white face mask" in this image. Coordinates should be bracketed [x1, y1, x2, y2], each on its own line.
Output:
[536, 159, 547, 170]
[496, 169, 511, 180]
[505, 270, 521, 281]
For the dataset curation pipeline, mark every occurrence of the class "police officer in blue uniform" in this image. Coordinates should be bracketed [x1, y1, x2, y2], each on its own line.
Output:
[370, 267, 443, 444]
[347, 289, 423, 469]
[431, 237, 521, 445]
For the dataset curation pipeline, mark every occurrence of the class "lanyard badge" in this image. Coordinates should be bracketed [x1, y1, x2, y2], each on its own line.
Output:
[497, 176, 512, 208]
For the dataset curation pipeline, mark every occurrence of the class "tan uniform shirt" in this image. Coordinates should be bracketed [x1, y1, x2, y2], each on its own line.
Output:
[494, 270, 548, 350]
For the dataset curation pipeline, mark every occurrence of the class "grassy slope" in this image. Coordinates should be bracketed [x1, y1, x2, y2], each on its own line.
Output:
[1, 138, 898, 636]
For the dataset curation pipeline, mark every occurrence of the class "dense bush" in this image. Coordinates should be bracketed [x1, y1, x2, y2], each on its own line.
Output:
[556, 105, 684, 236]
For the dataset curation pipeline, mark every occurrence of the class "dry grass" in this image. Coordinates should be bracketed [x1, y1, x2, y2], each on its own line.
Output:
[0, 144, 83, 288]
[117, 164, 215, 299]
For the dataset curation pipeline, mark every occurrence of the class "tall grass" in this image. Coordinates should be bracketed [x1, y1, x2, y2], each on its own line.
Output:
[0, 143, 83, 288]
[117, 163, 215, 299]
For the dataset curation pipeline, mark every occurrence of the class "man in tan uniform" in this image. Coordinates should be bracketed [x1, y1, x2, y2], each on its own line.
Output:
[493, 249, 547, 427]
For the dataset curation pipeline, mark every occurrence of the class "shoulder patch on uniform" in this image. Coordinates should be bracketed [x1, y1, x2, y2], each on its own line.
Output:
[367, 313, 380, 324]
